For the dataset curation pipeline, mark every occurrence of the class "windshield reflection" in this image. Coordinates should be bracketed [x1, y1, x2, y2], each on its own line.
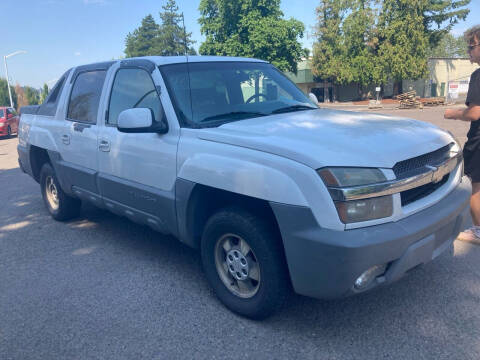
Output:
[159, 61, 318, 127]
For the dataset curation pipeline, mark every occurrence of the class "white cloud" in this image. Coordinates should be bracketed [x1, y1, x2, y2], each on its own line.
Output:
[74, 52, 81, 56]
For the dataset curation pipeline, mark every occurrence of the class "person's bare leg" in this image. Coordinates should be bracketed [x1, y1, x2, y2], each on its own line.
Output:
[471, 182, 480, 226]
[457, 182, 480, 243]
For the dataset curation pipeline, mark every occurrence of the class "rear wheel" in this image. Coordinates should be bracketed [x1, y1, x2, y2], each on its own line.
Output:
[201, 207, 289, 319]
[40, 163, 81, 221]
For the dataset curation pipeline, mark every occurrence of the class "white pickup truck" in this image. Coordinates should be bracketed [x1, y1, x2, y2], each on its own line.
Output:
[18, 56, 471, 319]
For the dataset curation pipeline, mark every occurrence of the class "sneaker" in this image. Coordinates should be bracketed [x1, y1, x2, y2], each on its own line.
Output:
[457, 226, 480, 245]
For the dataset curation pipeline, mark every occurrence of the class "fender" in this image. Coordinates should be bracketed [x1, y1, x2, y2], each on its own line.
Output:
[28, 117, 60, 153]
[177, 153, 308, 207]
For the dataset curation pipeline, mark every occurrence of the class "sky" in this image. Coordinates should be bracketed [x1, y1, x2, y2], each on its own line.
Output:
[1, 0, 479, 89]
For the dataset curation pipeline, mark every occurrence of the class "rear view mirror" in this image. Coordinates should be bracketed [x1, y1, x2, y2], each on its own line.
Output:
[308, 93, 319, 105]
[117, 108, 168, 134]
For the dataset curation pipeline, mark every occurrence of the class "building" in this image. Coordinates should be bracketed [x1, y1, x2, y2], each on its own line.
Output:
[286, 58, 479, 102]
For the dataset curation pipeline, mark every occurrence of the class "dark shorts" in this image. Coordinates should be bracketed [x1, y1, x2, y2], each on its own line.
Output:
[463, 138, 480, 183]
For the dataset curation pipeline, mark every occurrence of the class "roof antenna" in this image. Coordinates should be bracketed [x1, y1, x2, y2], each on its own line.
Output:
[181, 12, 188, 61]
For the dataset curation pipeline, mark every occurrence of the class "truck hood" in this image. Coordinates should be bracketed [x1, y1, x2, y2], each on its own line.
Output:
[197, 108, 453, 169]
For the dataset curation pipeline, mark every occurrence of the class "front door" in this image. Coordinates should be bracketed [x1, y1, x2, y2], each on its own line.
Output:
[97, 66, 178, 234]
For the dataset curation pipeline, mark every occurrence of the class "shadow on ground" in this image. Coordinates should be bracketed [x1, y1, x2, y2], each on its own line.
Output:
[1, 167, 479, 359]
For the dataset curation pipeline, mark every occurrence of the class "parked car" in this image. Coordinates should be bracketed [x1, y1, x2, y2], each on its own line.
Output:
[0, 106, 19, 138]
[17, 56, 471, 319]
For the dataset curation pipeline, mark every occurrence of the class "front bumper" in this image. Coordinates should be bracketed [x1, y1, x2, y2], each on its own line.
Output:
[270, 177, 471, 299]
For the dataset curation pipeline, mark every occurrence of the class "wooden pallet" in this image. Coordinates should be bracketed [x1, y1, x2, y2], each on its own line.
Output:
[422, 97, 446, 106]
[396, 91, 423, 109]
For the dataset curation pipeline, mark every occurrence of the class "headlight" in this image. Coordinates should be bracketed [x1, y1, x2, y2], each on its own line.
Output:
[0, 123, 5, 127]
[318, 167, 386, 187]
[318, 167, 393, 223]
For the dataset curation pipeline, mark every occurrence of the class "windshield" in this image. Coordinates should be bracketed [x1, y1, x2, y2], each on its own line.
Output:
[159, 62, 317, 127]
[0, 109, 4, 119]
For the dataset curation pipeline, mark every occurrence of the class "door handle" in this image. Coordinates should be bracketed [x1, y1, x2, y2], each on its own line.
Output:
[61, 134, 70, 145]
[99, 139, 110, 152]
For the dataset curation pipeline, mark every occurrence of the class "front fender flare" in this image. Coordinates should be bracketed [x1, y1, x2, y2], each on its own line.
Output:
[177, 154, 308, 206]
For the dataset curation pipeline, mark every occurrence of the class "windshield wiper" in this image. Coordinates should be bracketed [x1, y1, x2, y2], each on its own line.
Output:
[271, 105, 317, 114]
[200, 111, 267, 123]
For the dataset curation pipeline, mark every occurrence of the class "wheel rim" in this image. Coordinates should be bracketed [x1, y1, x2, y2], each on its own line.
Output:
[45, 176, 59, 210]
[214, 233, 261, 298]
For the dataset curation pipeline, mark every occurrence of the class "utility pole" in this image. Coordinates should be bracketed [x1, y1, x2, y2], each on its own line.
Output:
[3, 50, 27, 108]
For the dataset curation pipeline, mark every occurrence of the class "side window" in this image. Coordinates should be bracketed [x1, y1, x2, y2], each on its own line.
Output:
[67, 70, 107, 123]
[107, 68, 162, 125]
[45, 76, 66, 104]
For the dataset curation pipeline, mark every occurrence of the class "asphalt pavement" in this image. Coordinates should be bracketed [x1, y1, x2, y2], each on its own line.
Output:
[1, 107, 480, 360]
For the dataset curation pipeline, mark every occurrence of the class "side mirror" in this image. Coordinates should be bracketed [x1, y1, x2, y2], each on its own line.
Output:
[308, 93, 319, 105]
[117, 108, 168, 134]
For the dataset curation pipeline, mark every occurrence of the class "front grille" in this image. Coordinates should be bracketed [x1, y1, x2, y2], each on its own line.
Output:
[401, 174, 449, 206]
[393, 143, 455, 206]
[393, 143, 453, 179]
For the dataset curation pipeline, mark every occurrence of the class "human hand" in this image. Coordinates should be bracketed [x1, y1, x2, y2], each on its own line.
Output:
[444, 109, 459, 119]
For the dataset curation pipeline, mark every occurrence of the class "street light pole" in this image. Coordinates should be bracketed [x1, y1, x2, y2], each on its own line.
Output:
[3, 50, 27, 108]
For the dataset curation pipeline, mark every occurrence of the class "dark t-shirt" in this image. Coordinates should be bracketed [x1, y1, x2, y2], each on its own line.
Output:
[466, 68, 480, 140]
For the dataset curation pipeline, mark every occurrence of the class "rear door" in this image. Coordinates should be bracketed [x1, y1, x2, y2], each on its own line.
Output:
[59, 65, 112, 203]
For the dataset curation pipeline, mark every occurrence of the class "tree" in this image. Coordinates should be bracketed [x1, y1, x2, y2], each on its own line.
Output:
[40, 84, 49, 103]
[422, 0, 471, 49]
[157, 0, 196, 56]
[427, 32, 468, 58]
[312, 0, 349, 87]
[198, 0, 307, 73]
[0, 78, 17, 107]
[124, 2, 196, 58]
[125, 14, 160, 58]
[375, 0, 430, 94]
[15, 84, 28, 110]
[312, 0, 380, 98]
[24, 86, 40, 105]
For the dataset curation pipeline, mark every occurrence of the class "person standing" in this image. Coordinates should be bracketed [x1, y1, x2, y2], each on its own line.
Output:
[445, 25, 480, 243]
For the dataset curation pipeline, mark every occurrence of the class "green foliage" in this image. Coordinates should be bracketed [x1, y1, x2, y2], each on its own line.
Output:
[158, 0, 196, 56]
[312, 0, 470, 93]
[0, 78, 17, 107]
[124, 1, 196, 58]
[198, 0, 307, 73]
[377, 0, 430, 83]
[40, 84, 49, 104]
[312, 0, 380, 87]
[125, 14, 160, 57]
[422, 0, 471, 48]
[24, 86, 40, 105]
[427, 32, 468, 58]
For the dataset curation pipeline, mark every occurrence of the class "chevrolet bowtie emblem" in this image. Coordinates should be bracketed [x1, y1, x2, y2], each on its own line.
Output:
[426, 164, 446, 184]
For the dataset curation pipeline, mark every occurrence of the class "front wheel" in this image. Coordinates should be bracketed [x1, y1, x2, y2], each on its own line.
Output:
[201, 207, 289, 319]
[40, 163, 81, 221]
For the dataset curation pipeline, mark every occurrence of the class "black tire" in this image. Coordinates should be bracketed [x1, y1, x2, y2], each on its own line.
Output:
[201, 207, 289, 319]
[40, 163, 81, 221]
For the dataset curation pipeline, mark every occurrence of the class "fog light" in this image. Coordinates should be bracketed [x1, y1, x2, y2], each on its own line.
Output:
[354, 264, 387, 290]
